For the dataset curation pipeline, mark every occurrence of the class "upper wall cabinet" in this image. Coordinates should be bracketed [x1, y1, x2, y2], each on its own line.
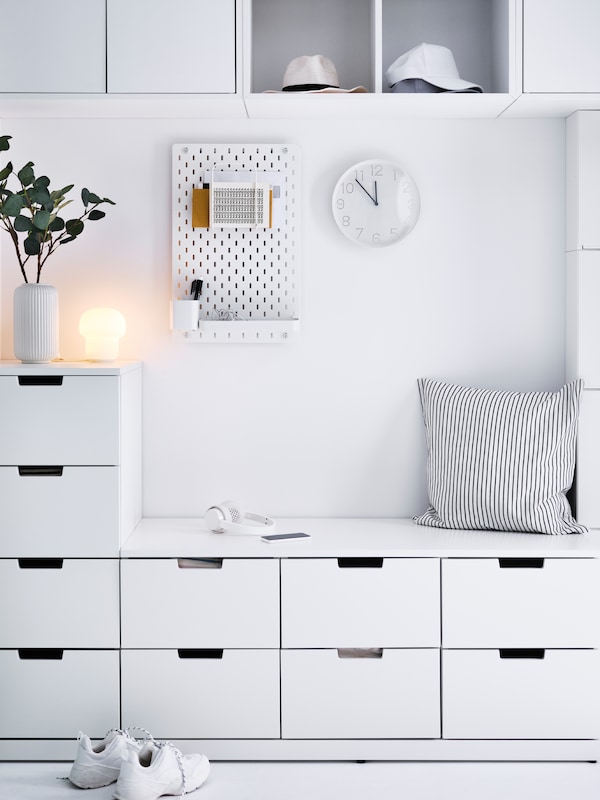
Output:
[523, 0, 600, 93]
[244, 0, 517, 118]
[0, 0, 106, 93]
[504, 0, 600, 116]
[107, 0, 236, 93]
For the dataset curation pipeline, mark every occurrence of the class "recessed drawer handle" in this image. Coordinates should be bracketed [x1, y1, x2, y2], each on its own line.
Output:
[337, 557, 383, 568]
[18, 649, 64, 660]
[177, 558, 223, 569]
[499, 649, 545, 659]
[18, 466, 64, 477]
[18, 558, 64, 569]
[337, 648, 383, 659]
[17, 376, 63, 386]
[177, 649, 224, 659]
[498, 558, 544, 569]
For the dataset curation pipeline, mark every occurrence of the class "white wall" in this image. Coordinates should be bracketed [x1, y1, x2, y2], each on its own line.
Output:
[0, 115, 566, 518]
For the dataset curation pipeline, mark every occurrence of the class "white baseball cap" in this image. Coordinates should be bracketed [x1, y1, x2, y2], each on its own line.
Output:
[385, 43, 482, 93]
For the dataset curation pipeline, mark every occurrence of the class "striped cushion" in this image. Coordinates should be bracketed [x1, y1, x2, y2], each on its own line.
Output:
[413, 378, 587, 535]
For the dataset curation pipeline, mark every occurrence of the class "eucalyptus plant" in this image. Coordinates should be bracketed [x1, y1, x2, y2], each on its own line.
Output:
[0, 135, 115, 283]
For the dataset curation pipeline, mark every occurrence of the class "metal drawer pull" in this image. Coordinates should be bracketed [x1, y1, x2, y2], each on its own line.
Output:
[18, 649, 64, 660]
[177, 558, 223, 569]
[337, 648, 383, 659]
[337, 557, 383, 568]
[18, 466, 64, 477]
[17, 376, 63, 386]
[499, 649, 545, 659]
[498, 558, 544, 569]
[177, 649, 224, 659]
[18, 558, 64, 569]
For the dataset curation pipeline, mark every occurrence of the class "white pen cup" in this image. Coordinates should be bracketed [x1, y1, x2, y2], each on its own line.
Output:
[171, 299, 200, 331]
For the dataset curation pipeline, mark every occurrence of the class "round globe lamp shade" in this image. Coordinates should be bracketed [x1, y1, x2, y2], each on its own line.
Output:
[79, 307, 126, 361]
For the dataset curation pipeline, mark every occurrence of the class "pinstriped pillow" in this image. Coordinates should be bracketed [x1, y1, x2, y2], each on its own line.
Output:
[414, 378, 587, 535]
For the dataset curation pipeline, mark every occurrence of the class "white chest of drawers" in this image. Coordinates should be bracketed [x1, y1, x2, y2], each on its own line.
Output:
[120, 518, 600, 762]
[0, 362, 142, 760]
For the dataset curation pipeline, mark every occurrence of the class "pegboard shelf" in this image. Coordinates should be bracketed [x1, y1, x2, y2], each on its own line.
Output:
[172, 142, 300, 343]
[177, 319, 300, 343]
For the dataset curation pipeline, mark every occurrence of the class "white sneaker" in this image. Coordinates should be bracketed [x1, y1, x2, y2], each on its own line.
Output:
[114, 740, 210, 800]
[69, 728, 154, 789]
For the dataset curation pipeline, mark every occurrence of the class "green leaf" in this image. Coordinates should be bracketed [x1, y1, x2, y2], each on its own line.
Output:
[14, 214, 32, 232]
[60, 235, 77, 244]
[32, 209, 51, 230]
[82, 188, 102, 206]
[0, 162, 12, 182]
[88, 209, 105, 221]
[34, 175, 50, 190]
[29, 186, 52, 207]
[65, 218, 84, 236]
[0, 135, 11, 152]
[102, 197, 116, 205]
[17, 162, 35, 187]
[1, 192, 24, 216]
[48, 216, 65, 232]
[24, 234, 41, 255]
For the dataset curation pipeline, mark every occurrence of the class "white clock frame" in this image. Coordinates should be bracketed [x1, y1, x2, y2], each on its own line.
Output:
[332, 159, 420, 247]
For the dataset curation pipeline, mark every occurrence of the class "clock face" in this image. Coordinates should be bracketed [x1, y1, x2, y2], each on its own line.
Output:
[332, 159, 420, 246]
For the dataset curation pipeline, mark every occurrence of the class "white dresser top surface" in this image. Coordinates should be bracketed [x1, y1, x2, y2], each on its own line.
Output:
[0, 360, 141, 375]
[122, 518, 600, 558]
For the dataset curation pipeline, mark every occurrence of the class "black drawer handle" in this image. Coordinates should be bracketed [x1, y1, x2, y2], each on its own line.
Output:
[18, 558, 64, 569]
[499, 649, 545, 659]
[18, 466, 64, 477]
[177, 649, 224, 659]
[18, 649, 64, 660]
[177, 558, 223, 569]
[17, 376, 63, 386]
[337, 557, 383, 568]
[498, 558, 544, 569]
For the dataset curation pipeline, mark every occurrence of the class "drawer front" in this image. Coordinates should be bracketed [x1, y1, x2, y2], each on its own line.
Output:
[0, 650, 119, 738]
[281, 558, 440, 647]
[121, 649, 280, 739]
[0, 375, 119, 465]
[121, 558, 280, 648]
[0, 466, 119, 557]
[443, 649, 600, 739]
[281, 648, 440, 739]
[0, 559, 119, 647]
[442, 558, 600, 647]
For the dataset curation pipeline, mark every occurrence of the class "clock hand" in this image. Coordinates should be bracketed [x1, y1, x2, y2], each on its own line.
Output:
[355, 178, 379, 206]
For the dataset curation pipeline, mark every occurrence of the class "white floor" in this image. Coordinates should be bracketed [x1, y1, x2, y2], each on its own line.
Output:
[1, 760, 600, 800]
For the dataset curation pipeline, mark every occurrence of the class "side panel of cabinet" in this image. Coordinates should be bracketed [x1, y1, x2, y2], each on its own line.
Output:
[566, 112, 600, 251]
[523, 0, 600, 93]
[0, 0, 105, 92]
[107, 0, 236, 93]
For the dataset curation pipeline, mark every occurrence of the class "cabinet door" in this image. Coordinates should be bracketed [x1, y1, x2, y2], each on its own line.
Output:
[281, 558, 440, 648]
[0, 376, 120, 465]
[107, 0, 236, 93]
[576, 390, 600, 529]
[281, 648, 440, 739]
[566, 112, 600, 250]
[0, 0, 105, 92]
[523, 0, 600, 93]
[442, 558, 600, 648]
[443, 649, 600, 739]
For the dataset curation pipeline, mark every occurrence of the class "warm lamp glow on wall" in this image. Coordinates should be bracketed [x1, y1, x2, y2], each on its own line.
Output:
[79, 307, 126, 361]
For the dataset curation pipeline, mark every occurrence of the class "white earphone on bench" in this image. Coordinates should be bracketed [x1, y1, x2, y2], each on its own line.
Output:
[205, 500, 276, 536]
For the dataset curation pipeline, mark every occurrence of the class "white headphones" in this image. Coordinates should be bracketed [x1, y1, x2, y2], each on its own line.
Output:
[205, 500, 276, 536]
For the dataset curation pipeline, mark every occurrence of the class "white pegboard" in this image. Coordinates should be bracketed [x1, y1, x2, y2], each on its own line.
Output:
[172, 143, 300, 342]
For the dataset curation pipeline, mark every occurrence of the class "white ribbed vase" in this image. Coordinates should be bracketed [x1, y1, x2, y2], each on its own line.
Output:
[13, 283, 59, 363]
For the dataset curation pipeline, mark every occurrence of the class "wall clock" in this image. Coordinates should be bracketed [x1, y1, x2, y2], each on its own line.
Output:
[332, 159, 420, 246]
